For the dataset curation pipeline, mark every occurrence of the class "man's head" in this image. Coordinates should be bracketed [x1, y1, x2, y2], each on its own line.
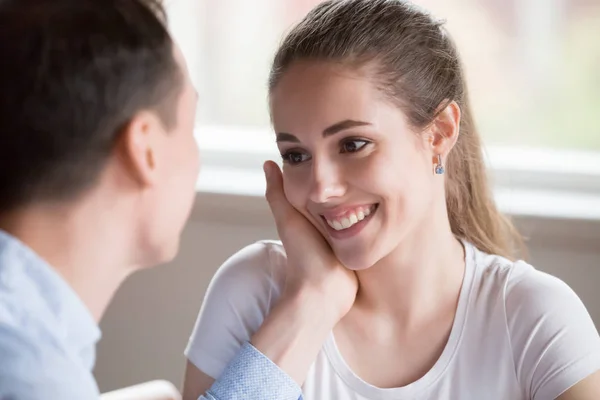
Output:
[0, 0, 200, 267]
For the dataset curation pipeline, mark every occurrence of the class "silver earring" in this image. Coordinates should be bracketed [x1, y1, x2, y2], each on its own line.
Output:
[435, 154, 445, 175]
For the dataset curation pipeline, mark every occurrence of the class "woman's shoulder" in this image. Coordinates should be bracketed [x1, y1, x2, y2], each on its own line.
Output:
[470, 243, 596, 343]
[469, 244, 600, 395]
[185, 240, 288, 379]
[470, 244, 579, 309]
[216, 240, 287, 273]
[469, 246, 600, 399]
[206, 240, 288, 300]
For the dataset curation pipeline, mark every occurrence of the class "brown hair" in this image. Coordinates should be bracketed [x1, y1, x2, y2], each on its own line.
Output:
[269, 0, 524, 260]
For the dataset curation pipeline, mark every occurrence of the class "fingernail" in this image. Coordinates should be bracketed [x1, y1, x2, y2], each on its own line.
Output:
[263, 163, 271, 179]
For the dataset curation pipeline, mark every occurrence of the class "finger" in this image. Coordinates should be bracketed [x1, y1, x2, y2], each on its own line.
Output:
[263, 161, 291, 225]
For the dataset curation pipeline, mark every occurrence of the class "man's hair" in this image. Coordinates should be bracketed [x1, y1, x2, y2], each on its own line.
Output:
[0, 0, 183, 211]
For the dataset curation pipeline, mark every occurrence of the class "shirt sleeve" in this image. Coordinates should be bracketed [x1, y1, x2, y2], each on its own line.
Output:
[199, 342, 302, 400]
[185, 241, 286, 380]
[505, 262, 600, 400]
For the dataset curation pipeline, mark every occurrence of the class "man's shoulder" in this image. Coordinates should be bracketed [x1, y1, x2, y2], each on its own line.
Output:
[0, 232, 100, 397]
[0, 322, 99, 399]
[0, 257, 98, 399]
[0, 258, 58, 347]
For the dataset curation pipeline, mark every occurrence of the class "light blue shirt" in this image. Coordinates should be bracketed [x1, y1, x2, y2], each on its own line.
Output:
[203, 342, 303, 400]
[0, 230, 301, 399]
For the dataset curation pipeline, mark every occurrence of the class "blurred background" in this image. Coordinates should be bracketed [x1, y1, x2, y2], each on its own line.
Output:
[175, 0, 600, 150]
[94, 0, 600, 393]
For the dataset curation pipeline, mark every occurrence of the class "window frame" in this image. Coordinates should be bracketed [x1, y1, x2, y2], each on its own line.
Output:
[194, 125, 600, 222]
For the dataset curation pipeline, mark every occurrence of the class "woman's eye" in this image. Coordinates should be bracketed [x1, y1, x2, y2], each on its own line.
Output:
[341, 139, 369, 153]
[281, 151, 311, 165]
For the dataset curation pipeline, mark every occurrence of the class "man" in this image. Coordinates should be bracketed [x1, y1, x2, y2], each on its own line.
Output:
[0, 0, 356, 398]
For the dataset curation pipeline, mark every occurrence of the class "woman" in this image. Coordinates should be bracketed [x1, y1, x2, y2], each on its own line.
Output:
[183, 0, 600, 398]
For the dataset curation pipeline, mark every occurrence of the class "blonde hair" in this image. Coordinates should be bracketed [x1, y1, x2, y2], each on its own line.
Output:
[269, 0, 524, 259]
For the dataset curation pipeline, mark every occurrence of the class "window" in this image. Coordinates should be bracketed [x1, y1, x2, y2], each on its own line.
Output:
[168, 0, 600, 151]
[166, 0, 600, 220]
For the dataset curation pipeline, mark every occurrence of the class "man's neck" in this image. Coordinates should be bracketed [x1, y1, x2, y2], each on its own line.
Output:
[0, 200, 135, 322]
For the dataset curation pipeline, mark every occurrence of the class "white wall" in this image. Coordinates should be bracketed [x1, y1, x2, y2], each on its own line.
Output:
[93, 194, 600, 393]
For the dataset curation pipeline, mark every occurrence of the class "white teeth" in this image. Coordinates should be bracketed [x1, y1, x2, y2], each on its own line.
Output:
[325, 206, 375, 231]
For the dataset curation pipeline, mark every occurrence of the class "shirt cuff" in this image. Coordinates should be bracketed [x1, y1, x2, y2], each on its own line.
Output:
[205, 342, 302, 400]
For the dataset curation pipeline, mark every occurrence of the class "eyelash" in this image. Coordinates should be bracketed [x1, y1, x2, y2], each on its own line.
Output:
[280, 139, 371, 165]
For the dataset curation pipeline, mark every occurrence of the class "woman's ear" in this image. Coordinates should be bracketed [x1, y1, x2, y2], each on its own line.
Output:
[427, 100, 461, 166]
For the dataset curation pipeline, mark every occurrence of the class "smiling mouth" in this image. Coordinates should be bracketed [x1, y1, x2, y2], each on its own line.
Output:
[321, 204, 378, 231]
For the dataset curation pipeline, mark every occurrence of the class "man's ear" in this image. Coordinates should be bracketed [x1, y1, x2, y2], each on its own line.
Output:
[426, 100, 461, 166]
[115, 111, 164, 187]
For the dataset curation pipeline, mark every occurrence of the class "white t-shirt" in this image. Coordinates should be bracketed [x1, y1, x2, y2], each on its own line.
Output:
[186, 240, 600, 399]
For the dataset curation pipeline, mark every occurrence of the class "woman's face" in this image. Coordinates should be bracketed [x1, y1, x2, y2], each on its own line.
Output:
[270, 61, 440, 270]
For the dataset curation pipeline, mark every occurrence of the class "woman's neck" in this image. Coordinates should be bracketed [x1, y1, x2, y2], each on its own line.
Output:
[353, 207, 466, 327]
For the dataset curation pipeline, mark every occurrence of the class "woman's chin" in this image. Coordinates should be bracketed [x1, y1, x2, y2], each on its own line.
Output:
[335, 249, 378, 271]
